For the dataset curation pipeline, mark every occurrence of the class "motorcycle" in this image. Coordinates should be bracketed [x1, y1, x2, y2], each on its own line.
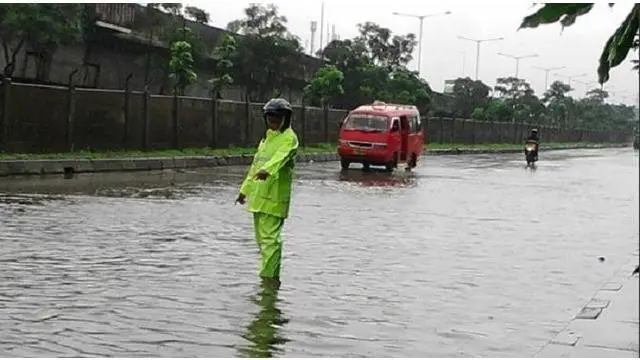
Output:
[524, 140, 538, 167]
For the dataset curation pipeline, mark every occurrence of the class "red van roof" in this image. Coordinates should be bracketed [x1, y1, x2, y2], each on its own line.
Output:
[350, 101, 419, 117]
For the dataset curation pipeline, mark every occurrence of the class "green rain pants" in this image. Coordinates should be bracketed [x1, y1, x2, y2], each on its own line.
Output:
[253, 212, 285, 278]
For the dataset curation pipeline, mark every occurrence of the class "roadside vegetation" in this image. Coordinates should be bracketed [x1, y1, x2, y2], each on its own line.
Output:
[0, 142, 623, 161]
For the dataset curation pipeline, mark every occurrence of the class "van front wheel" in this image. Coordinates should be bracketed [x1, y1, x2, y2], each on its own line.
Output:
[408, 153, 417, 168]
[385, 153, 398, 172]
[340, 159, 350, 170]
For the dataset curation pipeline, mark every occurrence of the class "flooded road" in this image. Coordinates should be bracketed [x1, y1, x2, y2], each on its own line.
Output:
[0, 148, 638, 357]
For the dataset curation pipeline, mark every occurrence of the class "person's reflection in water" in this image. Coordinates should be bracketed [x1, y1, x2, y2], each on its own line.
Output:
[237, 278, 290, 358]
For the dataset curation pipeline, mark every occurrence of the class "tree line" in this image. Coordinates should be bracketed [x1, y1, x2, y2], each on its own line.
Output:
[440, 77, 635, 131]
[0, 3, 636, 132]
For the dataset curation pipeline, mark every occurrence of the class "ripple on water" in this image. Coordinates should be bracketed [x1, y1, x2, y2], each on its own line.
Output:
[0, 149, 637, 357]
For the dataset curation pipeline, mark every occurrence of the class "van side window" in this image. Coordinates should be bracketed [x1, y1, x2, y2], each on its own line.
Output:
[407, 115, 417, 133]
[391, 118, 400, 131]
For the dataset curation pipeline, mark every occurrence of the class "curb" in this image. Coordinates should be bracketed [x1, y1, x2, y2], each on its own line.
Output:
[534, 253, 639, 358]
[0, 144, 630, 177]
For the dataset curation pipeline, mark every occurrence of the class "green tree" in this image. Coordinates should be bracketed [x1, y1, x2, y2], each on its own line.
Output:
[209, 33, 237, 99]
[227, 3, 304, 101]
[520, 3, 639, 84]
[483, 99, 512, 122]
[0, 4, 84, 79]
[383, 69, 431, 113]
[135, 3, 210, 93]
[451, 77, 491, 118]
[319, 39, 374, 108]
[318, 23, 430, 110]
[355, 22, 417, 71]
[543, 80, 573, 126]
[304, 64, 344, 107]
[168, 40, 196, 95]
[543, 80, 572, 103]
[494, 77, 544, 124]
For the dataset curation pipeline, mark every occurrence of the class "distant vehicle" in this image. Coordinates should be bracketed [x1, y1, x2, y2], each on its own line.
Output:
[524, 140, 539, 167]
[337, 101, 425, 172]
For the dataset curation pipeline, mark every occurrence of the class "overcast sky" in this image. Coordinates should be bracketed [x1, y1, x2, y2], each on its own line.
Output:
[187, 0, 638, 105]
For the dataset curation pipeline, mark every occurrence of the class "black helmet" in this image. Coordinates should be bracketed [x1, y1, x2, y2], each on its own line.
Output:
[263, 98, 293, 130]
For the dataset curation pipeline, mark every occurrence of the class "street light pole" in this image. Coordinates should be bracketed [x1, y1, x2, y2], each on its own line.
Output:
[392, 10, 451, 76]
[497, 52, 538, 78]
[573, 79, 598, 96]
[554, 72, 587, 89]
[532, 66, 565, 91]
[457, 35, 504, 81]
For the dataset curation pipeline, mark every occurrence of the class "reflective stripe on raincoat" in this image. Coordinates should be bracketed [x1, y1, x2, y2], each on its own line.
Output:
[239, 127, 299, 219]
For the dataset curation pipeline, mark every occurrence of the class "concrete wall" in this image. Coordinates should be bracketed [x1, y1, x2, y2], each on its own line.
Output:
[0, 81, 630, 154]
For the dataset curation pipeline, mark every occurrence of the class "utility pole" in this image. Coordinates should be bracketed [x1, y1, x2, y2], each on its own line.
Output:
[310, 21, 317, 56]
[497, 52, 538, 78]
[532, 65, 565, 91]
[554, 72, 586, 129]
[392, 10, 452, 76]
[319, 1, 324, 51]
[457, 35, 504, 81]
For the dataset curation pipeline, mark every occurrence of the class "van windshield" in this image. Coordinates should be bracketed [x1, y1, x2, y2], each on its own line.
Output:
[343, 114, 389, 132]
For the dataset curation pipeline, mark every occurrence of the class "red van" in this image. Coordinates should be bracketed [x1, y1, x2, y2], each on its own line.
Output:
[337, 101, 425, 171]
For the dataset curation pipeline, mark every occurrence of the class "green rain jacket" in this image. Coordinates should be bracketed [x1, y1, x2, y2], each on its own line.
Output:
[239, 127, 299, 219]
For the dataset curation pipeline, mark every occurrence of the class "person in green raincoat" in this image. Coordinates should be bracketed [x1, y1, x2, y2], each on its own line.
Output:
[235, 98, 299, 281]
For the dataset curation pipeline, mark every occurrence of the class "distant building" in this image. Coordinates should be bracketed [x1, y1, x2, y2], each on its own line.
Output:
[443, 80, 456, 94]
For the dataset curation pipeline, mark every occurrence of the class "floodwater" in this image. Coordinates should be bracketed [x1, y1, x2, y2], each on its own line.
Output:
[0, 148, 638, 357]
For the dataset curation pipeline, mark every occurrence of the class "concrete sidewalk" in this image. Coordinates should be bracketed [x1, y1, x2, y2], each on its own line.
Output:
[535, 259, 639, 358]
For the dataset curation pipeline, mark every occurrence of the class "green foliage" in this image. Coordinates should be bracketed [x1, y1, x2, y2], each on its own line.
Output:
[136, 3, 210, 92]
[451, 75, 637, 131]
[169, 40, 196, 95]
[0, 4, 84, 77]
[520, 3, 640, 84]
[304, 64, 344, 106]
[227, 3, 304, 101]
[383, 69, 431, 113]
[355, 22, 417, 71]
[317, 22, 429, 111]
[209, 34, 237, 97]
[451, 77, 491, 118]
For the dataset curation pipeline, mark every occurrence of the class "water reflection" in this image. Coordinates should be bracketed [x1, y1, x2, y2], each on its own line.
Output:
[237, 279, 289, 358]
[337, 169, 416, 188]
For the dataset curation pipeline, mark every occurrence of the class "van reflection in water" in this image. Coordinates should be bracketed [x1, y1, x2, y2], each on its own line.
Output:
[338, 168, 417, 188]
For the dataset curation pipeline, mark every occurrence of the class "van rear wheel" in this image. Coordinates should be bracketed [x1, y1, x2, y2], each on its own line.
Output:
[362, 163, 371, 171]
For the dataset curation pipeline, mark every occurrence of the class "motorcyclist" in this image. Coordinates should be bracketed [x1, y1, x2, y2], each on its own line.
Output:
[235, 98, 299, 282]
[525, 128, 539, 160]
